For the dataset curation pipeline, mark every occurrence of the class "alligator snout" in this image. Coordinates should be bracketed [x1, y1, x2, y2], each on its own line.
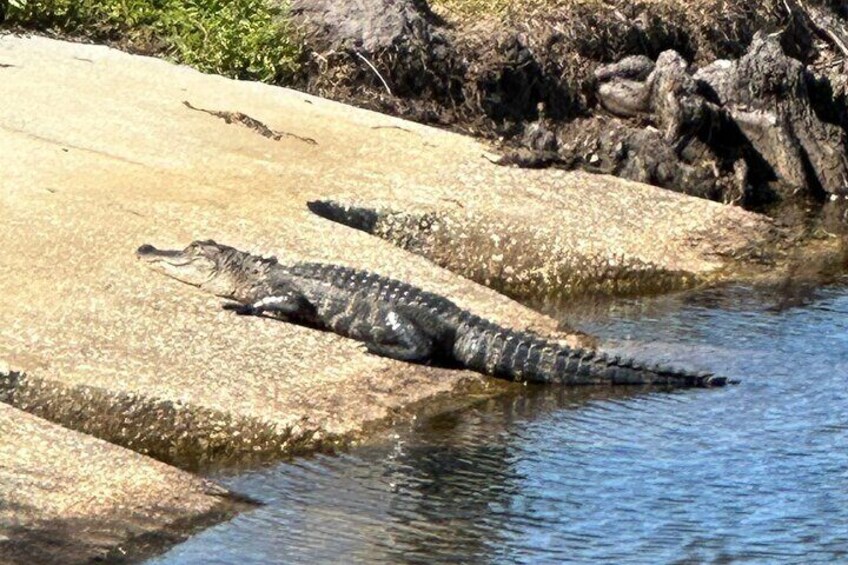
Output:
[135, 244, 184, 261]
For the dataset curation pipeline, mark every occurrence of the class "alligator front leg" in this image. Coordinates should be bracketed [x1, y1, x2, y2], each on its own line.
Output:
[222, 288, 314, 318]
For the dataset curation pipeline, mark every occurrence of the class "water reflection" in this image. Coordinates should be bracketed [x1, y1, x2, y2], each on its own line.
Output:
[152, 282, 848, 564]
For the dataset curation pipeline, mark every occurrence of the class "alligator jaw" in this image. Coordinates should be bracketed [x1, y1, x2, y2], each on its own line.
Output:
[136, 242, 217, 287]
[136, 244, 191, 264]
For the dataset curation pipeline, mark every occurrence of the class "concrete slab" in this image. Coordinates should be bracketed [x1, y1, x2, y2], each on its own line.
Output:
[0, 34, 775, 466]
[305, 190, 780, 301]
[0, 402, 242, 564]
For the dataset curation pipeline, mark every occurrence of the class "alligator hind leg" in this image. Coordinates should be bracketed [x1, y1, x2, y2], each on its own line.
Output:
[362, 312, 434, 362]
[364, 338, 432, 362]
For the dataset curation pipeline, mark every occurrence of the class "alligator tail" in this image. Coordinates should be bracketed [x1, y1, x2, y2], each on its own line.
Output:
[307, 200, 380, 234]
[453, 315, 730, 388]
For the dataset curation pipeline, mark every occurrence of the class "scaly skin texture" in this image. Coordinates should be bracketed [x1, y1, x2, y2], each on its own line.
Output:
[137, 241, 731, 388]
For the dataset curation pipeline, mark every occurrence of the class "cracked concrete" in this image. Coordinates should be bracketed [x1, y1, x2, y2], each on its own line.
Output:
[0, 32, 789, 560]
[0, 402, 241, 564]
[0, 34, 780, 465]
[0, 34, 568, 468]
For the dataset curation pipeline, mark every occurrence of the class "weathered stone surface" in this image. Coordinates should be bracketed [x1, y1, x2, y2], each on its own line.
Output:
[584, 35, 848, 206]
[693, 59, 736, 102]
[307, 172, 776, 302]
[700, 34, 848, 199]
[291, 0, 459, 107]
[291, 0, 436, 54]
[587, 50, 740, 203]
[597, 79, 651, 118]
[649, 50, 704, 142]
[0, 402, 237, 564]
[594, 55, 655, 84]
[0, 35, 774, 466]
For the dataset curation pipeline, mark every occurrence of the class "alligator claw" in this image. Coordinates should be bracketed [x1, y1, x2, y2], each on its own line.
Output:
[701, 375, 741, 387]
[222, 302, 255, 315]
[703, 375, 726, 387]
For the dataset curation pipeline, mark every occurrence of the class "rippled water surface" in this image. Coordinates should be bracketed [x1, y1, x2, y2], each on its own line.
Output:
[152, 282, 848, 564]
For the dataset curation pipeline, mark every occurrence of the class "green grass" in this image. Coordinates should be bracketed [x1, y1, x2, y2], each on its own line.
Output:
[4, 0, 302, 82]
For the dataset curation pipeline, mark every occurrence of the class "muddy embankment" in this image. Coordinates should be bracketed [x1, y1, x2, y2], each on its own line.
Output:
[291, 0, 848, 224]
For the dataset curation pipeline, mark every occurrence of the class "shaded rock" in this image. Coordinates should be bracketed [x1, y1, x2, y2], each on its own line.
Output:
[648, 50, 705, 142]
[595, 55, 655, 83]
[291, 0, 461, 113]
[597, 79, 651, 118]
[695, 34, 848, 199]
[595, 49, 708, 133]
[582, 34, 848, 207]
[694, 59, 737, 102]
[557, 116, 737, 203]
[571, 50, 746, 204]
[595, 55, 654, 117]
[739, 35, 848, 198]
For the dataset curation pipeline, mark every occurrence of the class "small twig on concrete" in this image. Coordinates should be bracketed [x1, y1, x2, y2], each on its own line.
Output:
[355, 51, 393, 96]
[440, 197, 465, 209]
[370, 125, 415, 134]
[182, 100, 318, 145]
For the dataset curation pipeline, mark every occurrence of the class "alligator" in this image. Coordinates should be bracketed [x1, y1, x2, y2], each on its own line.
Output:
[137, 240, 732, 388]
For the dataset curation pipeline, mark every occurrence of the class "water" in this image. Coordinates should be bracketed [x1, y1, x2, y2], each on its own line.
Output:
[151, 281, 848, 564]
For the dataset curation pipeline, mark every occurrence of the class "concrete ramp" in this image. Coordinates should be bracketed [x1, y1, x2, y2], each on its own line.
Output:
[0, 402, 240, 564]
[0, 35, 775, 467]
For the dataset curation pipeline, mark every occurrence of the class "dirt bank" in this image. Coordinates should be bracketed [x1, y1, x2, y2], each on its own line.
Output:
[292, 0, 848, 213]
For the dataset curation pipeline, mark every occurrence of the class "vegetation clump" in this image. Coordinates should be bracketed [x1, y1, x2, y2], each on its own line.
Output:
[3, 0, 301, 82]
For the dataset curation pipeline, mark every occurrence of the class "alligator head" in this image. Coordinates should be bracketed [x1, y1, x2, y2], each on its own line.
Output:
[136, 240, 276, 300]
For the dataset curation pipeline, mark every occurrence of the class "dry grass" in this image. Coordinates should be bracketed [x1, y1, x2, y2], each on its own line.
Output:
[433, 0, 781, 64]
[432, 0, 774, 20]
